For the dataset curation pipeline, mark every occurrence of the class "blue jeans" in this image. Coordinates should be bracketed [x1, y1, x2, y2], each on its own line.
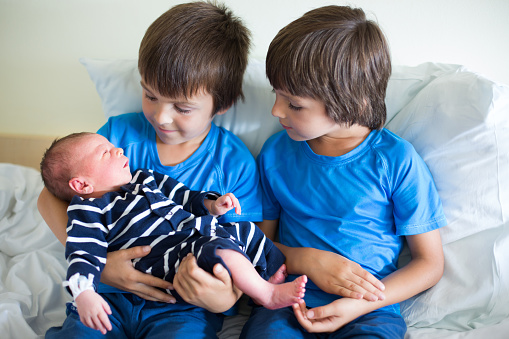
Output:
[46, 292, 224, 339]
[240, 305, 406, 339]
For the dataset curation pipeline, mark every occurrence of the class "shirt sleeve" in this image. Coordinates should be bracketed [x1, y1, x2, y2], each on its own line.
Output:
[65, 197, 109, 291]
[215, 139, 263, 223]
[390, 144, 447, 235]
[257, 152, 281, 221]
[148, 169, 220, 217]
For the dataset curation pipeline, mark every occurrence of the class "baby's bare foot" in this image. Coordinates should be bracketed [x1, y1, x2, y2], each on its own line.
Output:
[255, 275, 307, 310]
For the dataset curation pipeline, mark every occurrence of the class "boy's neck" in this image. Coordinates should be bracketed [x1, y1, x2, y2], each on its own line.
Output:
[155, 124, 212, 167]
[156, 135, 206, 167]
[307, 125, 372, 157]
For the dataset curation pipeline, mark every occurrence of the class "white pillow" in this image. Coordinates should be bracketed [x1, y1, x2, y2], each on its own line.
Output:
[385, 62, 463, 123]
[80, 58, 142, 118]
[386, 68, 509, 244]
[389, 68, 509, 331]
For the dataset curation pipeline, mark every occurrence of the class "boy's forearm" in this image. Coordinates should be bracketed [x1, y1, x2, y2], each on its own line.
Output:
[275, 243, 314, 276]
[337, 255, 444, 319]
[381, 253, 444, 307]
[37, 187, 69, 246]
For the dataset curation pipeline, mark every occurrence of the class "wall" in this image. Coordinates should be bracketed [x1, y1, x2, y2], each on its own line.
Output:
[1, 0, 508, 137]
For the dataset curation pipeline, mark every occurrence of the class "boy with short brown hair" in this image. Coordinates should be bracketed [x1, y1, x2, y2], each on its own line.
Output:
[40, 2, 266, 337]
[242, 6, 446, 338]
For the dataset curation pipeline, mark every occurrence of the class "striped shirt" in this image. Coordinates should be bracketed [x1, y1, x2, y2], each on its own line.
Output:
[65, 169, 283, 299]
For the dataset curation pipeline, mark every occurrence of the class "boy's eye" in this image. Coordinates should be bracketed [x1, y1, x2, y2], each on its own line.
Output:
[288, 102, 303, 111]
[175, 106, 191, 114]
[144, 93, 157, 102]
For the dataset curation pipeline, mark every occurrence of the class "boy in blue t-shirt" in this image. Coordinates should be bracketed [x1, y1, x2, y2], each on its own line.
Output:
[241, 6, 447, 338]
[38, 2, 274, 337]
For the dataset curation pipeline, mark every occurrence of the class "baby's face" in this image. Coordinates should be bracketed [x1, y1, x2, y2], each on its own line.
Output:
[75, 134, 132, 192]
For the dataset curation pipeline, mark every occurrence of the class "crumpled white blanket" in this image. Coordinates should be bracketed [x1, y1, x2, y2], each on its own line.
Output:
[0, 164, 69, 339]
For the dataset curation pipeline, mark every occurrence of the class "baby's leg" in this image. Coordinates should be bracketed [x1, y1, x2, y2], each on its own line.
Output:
[216, 249, 307, 310]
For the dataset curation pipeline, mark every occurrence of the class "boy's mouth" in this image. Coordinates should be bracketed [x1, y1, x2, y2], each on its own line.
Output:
[158, 126, 177, 133]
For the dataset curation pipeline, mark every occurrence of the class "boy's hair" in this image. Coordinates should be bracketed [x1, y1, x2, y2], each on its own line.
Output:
[139, 1, 251, 115]
[266, 6, 391, 130]
[40, 132, 93, 202]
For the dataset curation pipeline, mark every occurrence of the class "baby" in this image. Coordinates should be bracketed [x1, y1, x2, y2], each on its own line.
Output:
[40, 132, 306, 334]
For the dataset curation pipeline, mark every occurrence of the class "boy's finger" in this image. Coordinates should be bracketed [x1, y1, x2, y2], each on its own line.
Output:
[122, 245, 152, 260]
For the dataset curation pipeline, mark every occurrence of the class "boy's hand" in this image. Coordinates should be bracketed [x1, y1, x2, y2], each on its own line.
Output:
[75, 289, 112, 334]
[210, 193, 241, 216]
[173, 253, 242, 313]
[101, 246, 176, 304]
[292, 298, 360, 333]
[300, 247, 385, 302]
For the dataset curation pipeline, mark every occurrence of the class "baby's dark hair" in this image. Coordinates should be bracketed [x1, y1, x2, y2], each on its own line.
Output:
[138, 1, 251, 116]
[40, 132, 93, 202]
[266, 6, 391, 130]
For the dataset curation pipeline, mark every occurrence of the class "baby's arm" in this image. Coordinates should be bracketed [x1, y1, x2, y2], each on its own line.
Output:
[257, 219, 386, 302]
[204, 193, 241, 216]
[63, 273, 112, 334]
[74, 289, 112, 334]
[293, 229, 444, 333]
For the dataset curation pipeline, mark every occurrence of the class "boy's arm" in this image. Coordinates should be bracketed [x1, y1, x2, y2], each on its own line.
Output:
[37, 187, 68, 245]
[294, 229, 444, 333]
[258, 219, 386, 301]
[38, 187, 176, 303]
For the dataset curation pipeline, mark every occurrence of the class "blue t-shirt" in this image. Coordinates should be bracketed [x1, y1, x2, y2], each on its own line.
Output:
[258, 128, 447, 312]
[97, 112, 262, 224]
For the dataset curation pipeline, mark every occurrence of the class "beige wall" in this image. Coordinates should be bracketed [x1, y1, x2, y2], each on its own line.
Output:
[1, 0, 508, 138]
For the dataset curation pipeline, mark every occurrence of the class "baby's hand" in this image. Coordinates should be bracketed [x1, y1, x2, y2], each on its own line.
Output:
[212, 193, 241, 216]
[75, 289, 112, 334]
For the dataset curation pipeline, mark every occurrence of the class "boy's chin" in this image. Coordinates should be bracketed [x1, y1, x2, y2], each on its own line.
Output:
[285, 130, 308, 142]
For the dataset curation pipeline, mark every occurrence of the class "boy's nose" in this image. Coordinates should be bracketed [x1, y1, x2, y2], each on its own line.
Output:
[154, 106, 174, 125]
[115, 148, 124, 156]
[271, 102, 285, 118]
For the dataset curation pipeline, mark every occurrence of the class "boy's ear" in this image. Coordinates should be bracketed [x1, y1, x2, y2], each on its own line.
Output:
[215, 105, 231, 116]
[69, 177, 94, 195]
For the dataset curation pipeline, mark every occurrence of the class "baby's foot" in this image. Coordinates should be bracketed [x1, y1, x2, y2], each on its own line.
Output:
[268, 264, 287, 285]
[255, 275, 307, 310]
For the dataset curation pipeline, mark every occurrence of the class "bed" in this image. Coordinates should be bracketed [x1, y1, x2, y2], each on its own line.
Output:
[1, 58, 508, 338]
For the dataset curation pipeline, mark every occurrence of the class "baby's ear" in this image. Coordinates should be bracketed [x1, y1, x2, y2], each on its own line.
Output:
[69, 177, 94, 195]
